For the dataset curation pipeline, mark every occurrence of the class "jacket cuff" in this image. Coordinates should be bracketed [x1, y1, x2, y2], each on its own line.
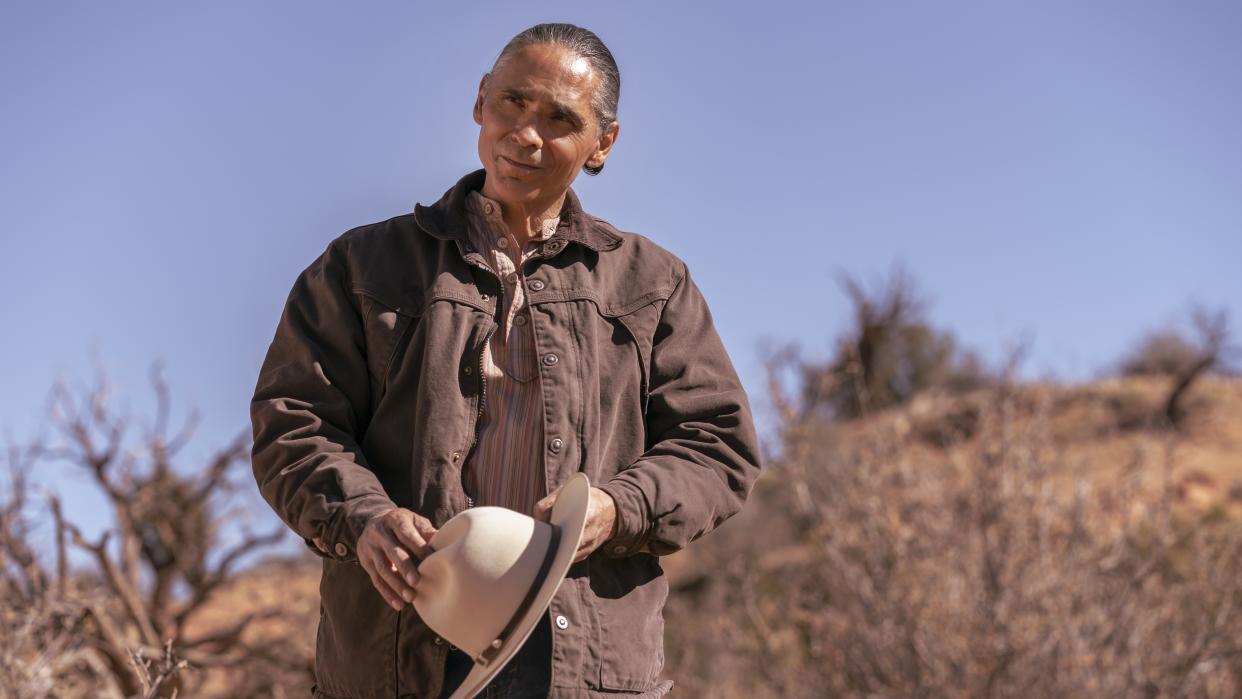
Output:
[302, 536, 331, 560]
[320, 493, 397, 564]
[596, 478, 650, 558]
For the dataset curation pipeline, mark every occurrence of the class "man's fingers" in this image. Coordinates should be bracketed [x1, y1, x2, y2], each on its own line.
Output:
[373, 533, 418, 601]
[388, 543, 422, 589]
[412, 515, 439, 543]
[362, 550, 409, 611]
[391, 516, 435, 563]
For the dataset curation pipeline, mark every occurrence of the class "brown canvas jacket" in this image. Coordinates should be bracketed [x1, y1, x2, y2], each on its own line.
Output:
[249, 169, 762, 699]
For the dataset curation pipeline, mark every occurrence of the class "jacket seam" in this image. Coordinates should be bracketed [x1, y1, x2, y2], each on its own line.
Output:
[425, 291, 492, 315]
[612, 312, 652, 422]
[350, 285, 423, 317]
[378, 313, 415, 400]
[568, 304, 587, 485]
[530, 288, 674, 317]
[351, 275, 671, 319]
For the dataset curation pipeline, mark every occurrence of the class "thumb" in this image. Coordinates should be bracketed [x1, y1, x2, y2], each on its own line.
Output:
[532, 484, 563, 523]
[392, 514, 435, 560]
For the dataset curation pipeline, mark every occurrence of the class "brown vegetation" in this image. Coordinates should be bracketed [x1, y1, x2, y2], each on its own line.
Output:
[661, 369, 1242, 698]
[794, 264, 996, 422]
[0, 364, 300, 698]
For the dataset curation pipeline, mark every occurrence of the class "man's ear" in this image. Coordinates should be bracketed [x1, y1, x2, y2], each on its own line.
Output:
[587, 120, 621, 170]
[472, 74, 489, 125]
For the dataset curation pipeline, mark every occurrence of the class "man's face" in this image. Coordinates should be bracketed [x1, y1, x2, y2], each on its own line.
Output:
[473, 43, 618, 208]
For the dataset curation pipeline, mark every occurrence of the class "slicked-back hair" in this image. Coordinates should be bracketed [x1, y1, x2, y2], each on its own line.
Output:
[491, 23, 619, 176]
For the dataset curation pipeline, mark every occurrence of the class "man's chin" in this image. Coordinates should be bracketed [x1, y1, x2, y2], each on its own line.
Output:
[488, 176, 546, 202]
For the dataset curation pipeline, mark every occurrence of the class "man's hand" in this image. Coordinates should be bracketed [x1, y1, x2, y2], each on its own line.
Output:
[357, 507, 438, 611]
[533, 484, 619, 563]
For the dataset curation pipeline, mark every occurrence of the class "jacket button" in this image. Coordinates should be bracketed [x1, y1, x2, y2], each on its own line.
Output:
[555, 614, 569, 630]
[463, 366, 472, 375]
[611, 545, 627, 555]
[528, 279, 545, 291]
[434, 636, 444, 645]
[549, 438, 563, 453]
[542, 353, 558, 367]
[451, 451, 462, 463]
[334, 542, 348, 557]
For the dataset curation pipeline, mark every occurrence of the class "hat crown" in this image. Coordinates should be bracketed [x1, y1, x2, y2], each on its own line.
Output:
[414, 507, 554, 658]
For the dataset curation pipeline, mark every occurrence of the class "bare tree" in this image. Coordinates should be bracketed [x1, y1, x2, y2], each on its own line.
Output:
[796, 262, 993, 422]
[0, 360, 297, 698]
[1117, 305, 1239, 431]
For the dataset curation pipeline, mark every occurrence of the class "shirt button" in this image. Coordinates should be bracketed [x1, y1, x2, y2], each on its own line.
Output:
[451, 451, 462, 463]
[611, 545, 627, 555]
[483, 202, 494, 215]
[334, 542, 348, 557]
[528, 279, 545, 291]
[513, 314, 527, 326]
[506, 272, 518, 284]
[555, 615, 569, 630]
[463, 365, 472, 375]
[542, 353, 559, 367]
[549, 438, 563, 453]
[497, 238, 509, 249]
[434, 636, 444, 646]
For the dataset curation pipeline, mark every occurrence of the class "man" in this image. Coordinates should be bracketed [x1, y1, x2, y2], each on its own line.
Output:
[250, 22, 761, 699]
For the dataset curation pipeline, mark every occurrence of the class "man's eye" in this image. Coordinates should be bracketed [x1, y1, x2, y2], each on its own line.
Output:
[505, 95, 522, 104]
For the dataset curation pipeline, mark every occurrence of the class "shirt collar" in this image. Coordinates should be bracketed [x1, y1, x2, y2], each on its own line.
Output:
[465, 190, 560, 243]
[413, 169, 624, 253]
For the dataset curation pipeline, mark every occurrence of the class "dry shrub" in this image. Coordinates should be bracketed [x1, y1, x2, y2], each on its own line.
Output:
[664, 377, 1242, 698]
[796, 264, 996, 422]
[1120, 330, 1205, 378]
[0, 363, 301, 698]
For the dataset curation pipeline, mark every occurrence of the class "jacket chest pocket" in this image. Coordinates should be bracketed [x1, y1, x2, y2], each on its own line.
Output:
[494, 312, 540, 384]
[604, 302, 662, 418]
[594, 289, 672, 445]
[356, 291, 419, 407]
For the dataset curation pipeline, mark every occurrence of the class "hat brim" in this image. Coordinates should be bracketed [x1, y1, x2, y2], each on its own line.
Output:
[446, 472, 591, 699]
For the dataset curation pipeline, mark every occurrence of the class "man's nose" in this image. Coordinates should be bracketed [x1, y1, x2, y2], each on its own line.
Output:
[509, 113, 542, 148]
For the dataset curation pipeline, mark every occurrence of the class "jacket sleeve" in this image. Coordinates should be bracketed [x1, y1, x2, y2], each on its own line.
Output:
[596, 263, 762, 557]
[249, 235, 397, 564]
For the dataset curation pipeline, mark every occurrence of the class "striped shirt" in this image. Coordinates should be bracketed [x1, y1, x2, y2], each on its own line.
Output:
[460, 189, 560, 516]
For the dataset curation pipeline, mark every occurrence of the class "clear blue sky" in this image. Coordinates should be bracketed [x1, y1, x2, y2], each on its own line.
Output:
[2, 2, 1239, 558]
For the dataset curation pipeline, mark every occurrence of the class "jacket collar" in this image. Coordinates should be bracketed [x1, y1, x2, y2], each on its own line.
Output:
[413, 169, 623, 253]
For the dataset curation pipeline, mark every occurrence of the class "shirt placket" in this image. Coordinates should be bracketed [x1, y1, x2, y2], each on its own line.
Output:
[462, 193, 556, 515]
[485, 211, 539, 383]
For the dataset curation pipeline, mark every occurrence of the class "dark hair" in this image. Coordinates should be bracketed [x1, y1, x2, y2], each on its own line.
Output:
[491, 23, 619, 176]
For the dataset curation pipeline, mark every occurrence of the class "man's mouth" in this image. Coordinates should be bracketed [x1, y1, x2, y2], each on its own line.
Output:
[499, 155, 540, 171]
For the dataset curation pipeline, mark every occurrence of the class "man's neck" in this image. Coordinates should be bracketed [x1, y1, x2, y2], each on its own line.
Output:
[479, 185, 566, 248]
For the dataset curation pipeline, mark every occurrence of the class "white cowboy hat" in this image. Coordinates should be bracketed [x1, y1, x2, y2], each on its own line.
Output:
[414, 472, 590, 699]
